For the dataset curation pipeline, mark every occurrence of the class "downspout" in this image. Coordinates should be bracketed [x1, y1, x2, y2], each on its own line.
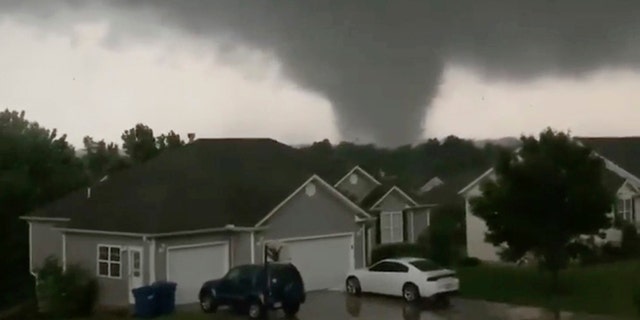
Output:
[149, 238, 156, 283]
[28, 222, 35, 277]
[62, 234, 67, 272]
[250, 232, 256, 264]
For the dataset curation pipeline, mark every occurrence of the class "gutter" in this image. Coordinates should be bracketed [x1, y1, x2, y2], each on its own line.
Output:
[406, 204, 438, 210]
[19, 216, 71, 222]
[53, 225, 270, 238]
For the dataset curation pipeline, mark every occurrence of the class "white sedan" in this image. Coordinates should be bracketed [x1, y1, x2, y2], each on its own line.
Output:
[345, 257, 459, 304]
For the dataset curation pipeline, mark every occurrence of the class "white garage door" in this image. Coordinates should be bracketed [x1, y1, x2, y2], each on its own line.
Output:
[167, 242, 229, 304]
[283, 234, 354, 292]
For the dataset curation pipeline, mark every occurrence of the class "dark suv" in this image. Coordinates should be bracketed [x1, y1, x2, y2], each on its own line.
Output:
[199, 263, 306, 319]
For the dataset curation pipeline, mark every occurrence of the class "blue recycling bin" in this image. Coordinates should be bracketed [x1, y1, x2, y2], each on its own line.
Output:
[152, 281, 177, 315]
[132, 285, 159, 318]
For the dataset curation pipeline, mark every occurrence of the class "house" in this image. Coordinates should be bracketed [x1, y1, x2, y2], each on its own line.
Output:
[457, 137, 640, 262]
[333, 166, 435, 252]
[416, 169, 490, 207]
[22, 138, 435, 307]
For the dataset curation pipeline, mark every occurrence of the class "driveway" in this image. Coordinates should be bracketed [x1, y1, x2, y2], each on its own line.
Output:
[178, 291, 624, 320]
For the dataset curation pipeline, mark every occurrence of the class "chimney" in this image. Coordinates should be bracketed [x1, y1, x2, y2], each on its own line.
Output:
[188, 133, 196, 143]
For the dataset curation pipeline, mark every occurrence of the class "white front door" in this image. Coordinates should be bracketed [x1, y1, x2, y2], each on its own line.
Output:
[128, 246, 144, 303]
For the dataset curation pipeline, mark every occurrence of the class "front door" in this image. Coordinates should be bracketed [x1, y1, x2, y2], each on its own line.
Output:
[128, 246, 144, 303]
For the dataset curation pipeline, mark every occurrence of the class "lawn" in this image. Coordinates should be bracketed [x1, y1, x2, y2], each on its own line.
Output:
[456, 260, 640, 317]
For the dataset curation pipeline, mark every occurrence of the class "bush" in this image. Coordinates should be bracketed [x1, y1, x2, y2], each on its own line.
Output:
[633, 276, 640, 316]
[621, 224, 640, 258]
[459, 257, 481, 267]
[371, 243, 427, 264]
[418, 206, 464, 267]
[35, 256, 99, 318]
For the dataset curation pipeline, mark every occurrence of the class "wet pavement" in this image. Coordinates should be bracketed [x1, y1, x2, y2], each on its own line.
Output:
[180, 291, 625, 320]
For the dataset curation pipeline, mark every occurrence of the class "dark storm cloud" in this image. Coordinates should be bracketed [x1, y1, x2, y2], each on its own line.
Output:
[3, 0, 640, 146]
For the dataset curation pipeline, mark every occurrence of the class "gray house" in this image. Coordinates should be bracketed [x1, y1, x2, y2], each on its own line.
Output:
[22, 139, 434, 307]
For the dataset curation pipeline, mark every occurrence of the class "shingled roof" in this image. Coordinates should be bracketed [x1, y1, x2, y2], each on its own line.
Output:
[28, 138, 341, 234]
[576, 137, 640, 179]
[418, 168, 489, 205]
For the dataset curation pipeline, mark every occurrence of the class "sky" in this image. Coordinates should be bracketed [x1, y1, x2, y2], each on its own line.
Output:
[1, 1, 640, 149]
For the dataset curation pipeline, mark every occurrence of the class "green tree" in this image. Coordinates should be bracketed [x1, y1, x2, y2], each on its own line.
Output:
[470, 128, 613, 292]
[156, 130, 185, 150]
[121, 123, 160, 163]
[121, 124, 185, 164]
[0, 109, 87, 308]
[82, 136, 130, 183]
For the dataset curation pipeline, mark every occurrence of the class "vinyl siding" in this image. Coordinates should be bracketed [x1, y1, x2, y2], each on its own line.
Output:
[64, 233, 147, 307]
[255, 180, 366, 268]
[335, 171, 378, 203]
[30, 222, 64, 273]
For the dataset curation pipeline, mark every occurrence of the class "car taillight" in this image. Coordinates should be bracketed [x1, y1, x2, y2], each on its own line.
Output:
[427, 273, 456, 281]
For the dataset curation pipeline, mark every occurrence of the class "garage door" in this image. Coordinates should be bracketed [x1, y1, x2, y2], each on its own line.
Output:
[167, 242, 229, 304]
[283, 234, 354, 291]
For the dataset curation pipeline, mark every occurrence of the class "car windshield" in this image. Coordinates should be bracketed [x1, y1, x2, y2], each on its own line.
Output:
[409, 259, 442, 271]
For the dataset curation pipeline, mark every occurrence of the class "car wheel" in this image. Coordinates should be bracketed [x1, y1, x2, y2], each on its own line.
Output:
[345, 277, 362, 296]
[247, 300, 264, 319]
[200, 294, 217, 313]
[283, 302, 300, 317]
[402, 283, 420, 303]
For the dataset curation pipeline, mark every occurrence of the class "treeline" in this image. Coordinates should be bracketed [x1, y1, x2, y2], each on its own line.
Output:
[0, 108, 504, 310]
[301, 136, 505, 189]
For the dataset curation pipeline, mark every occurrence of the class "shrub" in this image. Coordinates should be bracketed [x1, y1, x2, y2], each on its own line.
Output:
[371, 243, 427, 264]
[621, 223, 640, 258]
[35, 256, 99, 318]
[458, 257, 481, 267]
[633, 276, 640, 316]
[418, 206, 464, 266]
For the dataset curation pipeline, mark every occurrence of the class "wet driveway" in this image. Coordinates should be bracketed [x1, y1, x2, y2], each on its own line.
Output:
[180, 291, 624, 320]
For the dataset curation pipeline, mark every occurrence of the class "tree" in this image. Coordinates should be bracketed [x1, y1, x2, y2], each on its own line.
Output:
[121, 124, 185, 164]
[156, 130, 185, 150]
[470, 128, 613, 292]
[0, 109, 87, 308]
[121, 123, 160, 163]
[81, 136, 129, 183]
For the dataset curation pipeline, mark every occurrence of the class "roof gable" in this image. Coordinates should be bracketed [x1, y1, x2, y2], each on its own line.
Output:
[458, 137, 640, 197]
[575, 137, 640, 184]
[334, 165, 382, 188]
[254, 175, 372, 227]
[418, 177, 444, 194]
[369, 186, 418, 209]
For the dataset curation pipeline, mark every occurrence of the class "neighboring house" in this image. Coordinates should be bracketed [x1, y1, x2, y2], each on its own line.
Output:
[22, 139, 439, 308]
[457, 137, 640, 262]
[22, 139, 374, 307]
[416, 169, 490, 207]
[333, 166, 436, 262]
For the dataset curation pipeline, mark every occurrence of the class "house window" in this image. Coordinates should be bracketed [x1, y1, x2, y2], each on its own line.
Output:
[381, 211, 403, 244]
[617, 198, 635, 222]
[97, 245, 121, 278]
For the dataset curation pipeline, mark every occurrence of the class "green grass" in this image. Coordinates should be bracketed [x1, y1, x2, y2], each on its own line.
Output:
[457, 260, 640, 317]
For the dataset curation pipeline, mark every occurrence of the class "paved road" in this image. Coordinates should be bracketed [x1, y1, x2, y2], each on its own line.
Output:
[180, 291, 624, 320]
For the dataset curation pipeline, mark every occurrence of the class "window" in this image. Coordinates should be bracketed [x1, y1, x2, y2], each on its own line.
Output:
[369, 261, 408, 273]
[380, 211, 403, 244]
[617, 198, 635, 222]
[409, 259, 442, 272]
[97, 245, 121, 278]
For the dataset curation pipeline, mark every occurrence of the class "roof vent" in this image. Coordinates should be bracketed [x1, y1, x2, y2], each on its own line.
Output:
[188, 133, 196, 143]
